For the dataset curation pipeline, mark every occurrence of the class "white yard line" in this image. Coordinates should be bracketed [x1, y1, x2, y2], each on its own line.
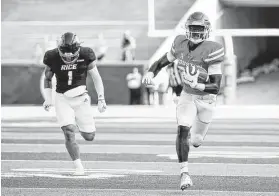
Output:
[2, 144, 279, 159]
[2, 160, 279, 177]
[2, 188, 279, 196]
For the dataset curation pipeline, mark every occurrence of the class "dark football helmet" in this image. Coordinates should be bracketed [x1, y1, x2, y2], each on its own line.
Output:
[185, 12, 211, 44]
[57, 32, 81, 64]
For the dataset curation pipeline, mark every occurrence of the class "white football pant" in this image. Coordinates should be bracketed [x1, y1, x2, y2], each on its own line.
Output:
[176, 91, 216, 146]
[55, 92, 96, 133]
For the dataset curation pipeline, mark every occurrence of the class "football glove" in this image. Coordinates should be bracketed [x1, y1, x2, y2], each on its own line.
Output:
[142, 72, 155, 86]
[98, 99, 107, 113]
[43, 100, 52, 112]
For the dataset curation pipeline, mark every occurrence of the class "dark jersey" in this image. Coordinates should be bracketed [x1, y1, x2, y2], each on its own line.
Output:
[171, 35, 224, 95]
[43, 46, 96, 93]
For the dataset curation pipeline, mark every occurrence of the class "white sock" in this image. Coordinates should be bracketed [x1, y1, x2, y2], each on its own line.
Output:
[180, 162, 188, 174]
[74, 159, 83, 170]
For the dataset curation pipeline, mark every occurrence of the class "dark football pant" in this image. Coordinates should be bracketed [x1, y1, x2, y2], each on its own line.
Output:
[129, 88, 141, 105]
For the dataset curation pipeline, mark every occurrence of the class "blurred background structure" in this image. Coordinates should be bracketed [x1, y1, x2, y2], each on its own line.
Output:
[1, 0, 279, 105]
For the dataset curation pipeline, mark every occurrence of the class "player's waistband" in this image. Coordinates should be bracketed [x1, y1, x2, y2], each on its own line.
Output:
[56, 85, 88, 98]
[56, 91, 88, 98]
[182, 87, 217, 100]
[183, 91, 217, 101]
[195, 94, 217, 101]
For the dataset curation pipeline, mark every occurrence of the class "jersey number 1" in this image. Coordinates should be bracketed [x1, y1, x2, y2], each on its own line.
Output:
[68, 71, 73, 85]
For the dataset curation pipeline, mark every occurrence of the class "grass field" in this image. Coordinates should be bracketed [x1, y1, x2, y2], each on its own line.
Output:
[1, 106, 279, 196]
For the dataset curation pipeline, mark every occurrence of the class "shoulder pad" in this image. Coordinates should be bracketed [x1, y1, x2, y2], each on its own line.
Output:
[80, 47, 96, 65]
[43, 49, 58, 67]
[171, 35, 187, 57]
[203, 41, 225, 65]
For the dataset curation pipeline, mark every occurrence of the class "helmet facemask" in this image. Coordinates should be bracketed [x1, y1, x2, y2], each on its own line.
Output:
[186, 25, 210, 44]
[57, 33, 81, 64]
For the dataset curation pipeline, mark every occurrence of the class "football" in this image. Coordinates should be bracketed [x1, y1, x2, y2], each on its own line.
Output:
[187, 65, 209, 84]
[197, 66, 209, 84]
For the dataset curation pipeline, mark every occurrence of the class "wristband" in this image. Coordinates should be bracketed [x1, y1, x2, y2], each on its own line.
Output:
[98, 94, 105, 101]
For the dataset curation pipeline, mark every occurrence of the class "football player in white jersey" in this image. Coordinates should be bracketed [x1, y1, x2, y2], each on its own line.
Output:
[142, 12, 224, 190]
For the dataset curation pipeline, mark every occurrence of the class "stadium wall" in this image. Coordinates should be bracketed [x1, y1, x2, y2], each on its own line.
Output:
[1, 63, 146, 105]
[218, 6, 279, 72]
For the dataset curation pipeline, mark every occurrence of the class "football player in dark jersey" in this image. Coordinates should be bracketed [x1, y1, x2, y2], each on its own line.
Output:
[142, 12, 224, 190]
[42, 32, 107, 175]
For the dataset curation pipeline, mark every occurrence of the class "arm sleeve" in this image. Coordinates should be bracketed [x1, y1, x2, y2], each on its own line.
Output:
[204, 43, 225, 65]
[208, 63, 222, 75]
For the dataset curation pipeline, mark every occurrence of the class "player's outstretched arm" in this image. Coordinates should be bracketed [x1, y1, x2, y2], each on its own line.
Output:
[87, 61, 107, 113]
[87, 61, 104, 99]
[43, 65, 54, 111]
[142, 52, 176, 86]
[149, 52, 176, 77]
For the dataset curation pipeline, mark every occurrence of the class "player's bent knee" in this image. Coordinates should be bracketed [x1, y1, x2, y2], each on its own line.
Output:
[61, 124, 76, 142]
[78, 124, 96, 135]
[191, 135, 203, 148]
[197, 115, 212, 125]
[80, 132, 95, 141]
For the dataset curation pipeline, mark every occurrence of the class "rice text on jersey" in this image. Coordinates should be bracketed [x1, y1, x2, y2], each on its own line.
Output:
[61, 64, 77, 71]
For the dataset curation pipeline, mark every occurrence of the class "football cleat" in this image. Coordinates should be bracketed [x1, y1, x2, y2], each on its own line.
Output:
[180, 172, 193, 191]
[72, 167, 85, 176]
